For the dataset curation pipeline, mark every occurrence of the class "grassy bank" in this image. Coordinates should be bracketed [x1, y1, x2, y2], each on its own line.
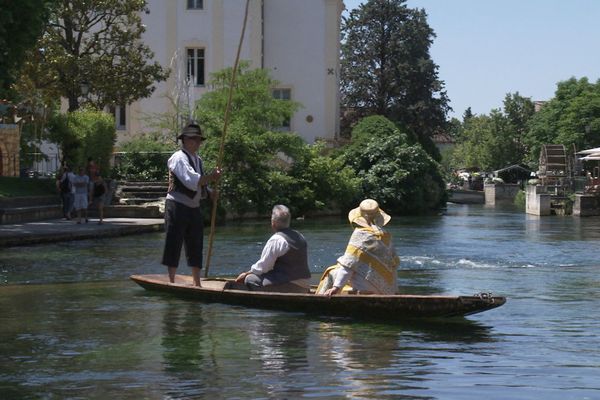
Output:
[0, 177, 57, 198]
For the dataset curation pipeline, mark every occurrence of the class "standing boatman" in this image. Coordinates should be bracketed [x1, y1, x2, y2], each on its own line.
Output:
[162, 122, 221, 287]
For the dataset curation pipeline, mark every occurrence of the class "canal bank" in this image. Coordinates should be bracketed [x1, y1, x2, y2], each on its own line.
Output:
[0, 217, 164, 247]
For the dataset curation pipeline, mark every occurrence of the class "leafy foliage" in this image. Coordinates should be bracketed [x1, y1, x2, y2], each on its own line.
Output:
[46, 108, 116, 174]
[340, 116, 447, 214]
[450, 93, 535, 170]
[20, 0, 168, 111]
[513, 190, 526, 209]
[341, 0, 450, 159]
[0, 0, 55, 99]
[283, 141, 361, 214]
[112, 137, 177, 181]
[196, 64, 359, 216]
[525, 77, 600, 161]
[0, 177, 56, 198]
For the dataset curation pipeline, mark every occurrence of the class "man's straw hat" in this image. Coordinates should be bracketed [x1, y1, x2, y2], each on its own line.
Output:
[348, 199, 391, 228]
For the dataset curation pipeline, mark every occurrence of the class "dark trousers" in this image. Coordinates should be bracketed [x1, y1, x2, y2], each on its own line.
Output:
[61, 192, 73, 216]
[161, 199, 204, 268]
[244, 273, 308, 293]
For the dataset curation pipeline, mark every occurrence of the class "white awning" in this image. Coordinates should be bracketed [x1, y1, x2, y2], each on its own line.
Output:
[577, 147, 600, 154]
[581, 153, 600, 160]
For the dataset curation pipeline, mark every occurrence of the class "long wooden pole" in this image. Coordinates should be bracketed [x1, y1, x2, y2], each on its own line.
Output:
[204, 0, 251, 277]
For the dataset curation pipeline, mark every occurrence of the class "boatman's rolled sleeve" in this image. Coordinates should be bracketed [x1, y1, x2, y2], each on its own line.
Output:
[250, 235, 289, 275]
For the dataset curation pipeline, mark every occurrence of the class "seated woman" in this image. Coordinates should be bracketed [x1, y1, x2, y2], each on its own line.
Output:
[317, 199, 399, 296]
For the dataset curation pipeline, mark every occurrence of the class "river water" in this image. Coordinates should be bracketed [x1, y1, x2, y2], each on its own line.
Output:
[0, 204, 599, 399]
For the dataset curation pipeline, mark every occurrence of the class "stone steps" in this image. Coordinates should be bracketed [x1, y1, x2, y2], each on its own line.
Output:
[120, 191, 165, 199]
[115, 181, 167, 206]
[0, 180, 166, 223]
[88, 205, 162, 218]
[121, 181, 168, 187]
[120, 187, 166, 194]
[0, 182, 168, 224]
[0, 195, 60, 208]
[0, 195, 62, 224]
[119, 198, 165, 206]
[0, 205, 63, 224]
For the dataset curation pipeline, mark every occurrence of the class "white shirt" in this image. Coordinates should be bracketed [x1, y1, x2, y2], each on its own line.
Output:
[250, 234, 289, 275]
[250, 233, 311, 289]
[165, 149, 205, 208]
[72, 174, 89, 196]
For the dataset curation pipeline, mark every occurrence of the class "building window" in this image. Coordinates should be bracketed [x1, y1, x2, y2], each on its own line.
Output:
[272, 88, 292, 130]
[110, 105, 127, 130]
[187, 0, 203, 10]
[187, 48, 205, 86]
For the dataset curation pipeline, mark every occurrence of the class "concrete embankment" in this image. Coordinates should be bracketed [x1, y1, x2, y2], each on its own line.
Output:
[0, 217, 164, 247]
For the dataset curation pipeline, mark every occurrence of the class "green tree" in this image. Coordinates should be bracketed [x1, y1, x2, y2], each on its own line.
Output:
[462, 107, 474, 122]
[22, 0, 168, 111]
[451, 93, 535, 171]
[113, 136, 176, 181]
[447, 117, 463, 139]
[340, 0, 450, 159]
[340, 116, 446, 214]
[196, 64, 358, 216]
[47, 108, 116, 173]
[451, 113, 500, 170]
[525, 77, 600, 161]
[0, 0, 55, 99]
[503, 92, 535, 161]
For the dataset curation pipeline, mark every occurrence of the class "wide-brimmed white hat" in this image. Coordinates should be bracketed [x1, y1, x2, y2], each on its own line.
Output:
[348, 199, 391, 228]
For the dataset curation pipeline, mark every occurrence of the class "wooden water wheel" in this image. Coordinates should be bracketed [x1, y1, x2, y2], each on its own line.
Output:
[538, 144, 570, 185]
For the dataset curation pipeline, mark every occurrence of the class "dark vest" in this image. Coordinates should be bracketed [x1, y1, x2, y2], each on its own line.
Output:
[271, 228, 311, 282]
[167, 150, 208, 199]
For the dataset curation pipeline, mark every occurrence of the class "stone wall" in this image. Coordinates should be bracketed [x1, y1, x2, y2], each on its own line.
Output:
[0, 124, 20, 177]
[573, 194, 600, 217]
[484, 183, 520, 206]
[526, 185, 551, 216]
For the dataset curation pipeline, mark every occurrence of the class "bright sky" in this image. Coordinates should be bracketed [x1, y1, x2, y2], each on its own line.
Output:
[343, 0, 600, 118]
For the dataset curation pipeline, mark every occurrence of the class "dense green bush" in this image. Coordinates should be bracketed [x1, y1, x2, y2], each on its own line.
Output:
[274, 141, 360, 216]
[112, 136, 177, 181]
[46, 108, 116, 174]
[0, 177, 56, 197]
[340, 115, 447, 214]
[514, 190, 526, 209]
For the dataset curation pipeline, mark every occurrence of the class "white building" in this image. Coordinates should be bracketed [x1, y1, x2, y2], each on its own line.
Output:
[117, 0, 344, 146]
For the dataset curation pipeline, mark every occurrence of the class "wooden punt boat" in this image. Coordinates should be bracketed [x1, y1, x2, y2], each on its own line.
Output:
[130, 274, 506, 320]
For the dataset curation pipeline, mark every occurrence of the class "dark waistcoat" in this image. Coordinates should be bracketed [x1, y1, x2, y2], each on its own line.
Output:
[271, 228, 311, 282]
[167, 150, 208, 199]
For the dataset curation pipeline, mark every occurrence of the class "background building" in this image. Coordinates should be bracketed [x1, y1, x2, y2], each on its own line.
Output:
[117, 0, 344, 146]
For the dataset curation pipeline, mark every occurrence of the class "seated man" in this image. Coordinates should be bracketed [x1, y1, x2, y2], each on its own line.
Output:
[317, 199, 399, 296]
[235, 205, 311, 293]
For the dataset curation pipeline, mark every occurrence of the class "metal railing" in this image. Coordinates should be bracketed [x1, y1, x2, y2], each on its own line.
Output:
[22, 152, 61, 178]
[4, 151, 172, 180]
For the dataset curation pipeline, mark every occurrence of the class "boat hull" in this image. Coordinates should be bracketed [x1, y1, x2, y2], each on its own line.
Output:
[130, 274, 506, 320]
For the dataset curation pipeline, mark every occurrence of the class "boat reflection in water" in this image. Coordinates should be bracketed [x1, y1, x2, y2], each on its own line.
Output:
[156, 294, 496, 399]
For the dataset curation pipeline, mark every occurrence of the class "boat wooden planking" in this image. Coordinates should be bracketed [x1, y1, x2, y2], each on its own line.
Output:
[130, 274, 506, 320]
